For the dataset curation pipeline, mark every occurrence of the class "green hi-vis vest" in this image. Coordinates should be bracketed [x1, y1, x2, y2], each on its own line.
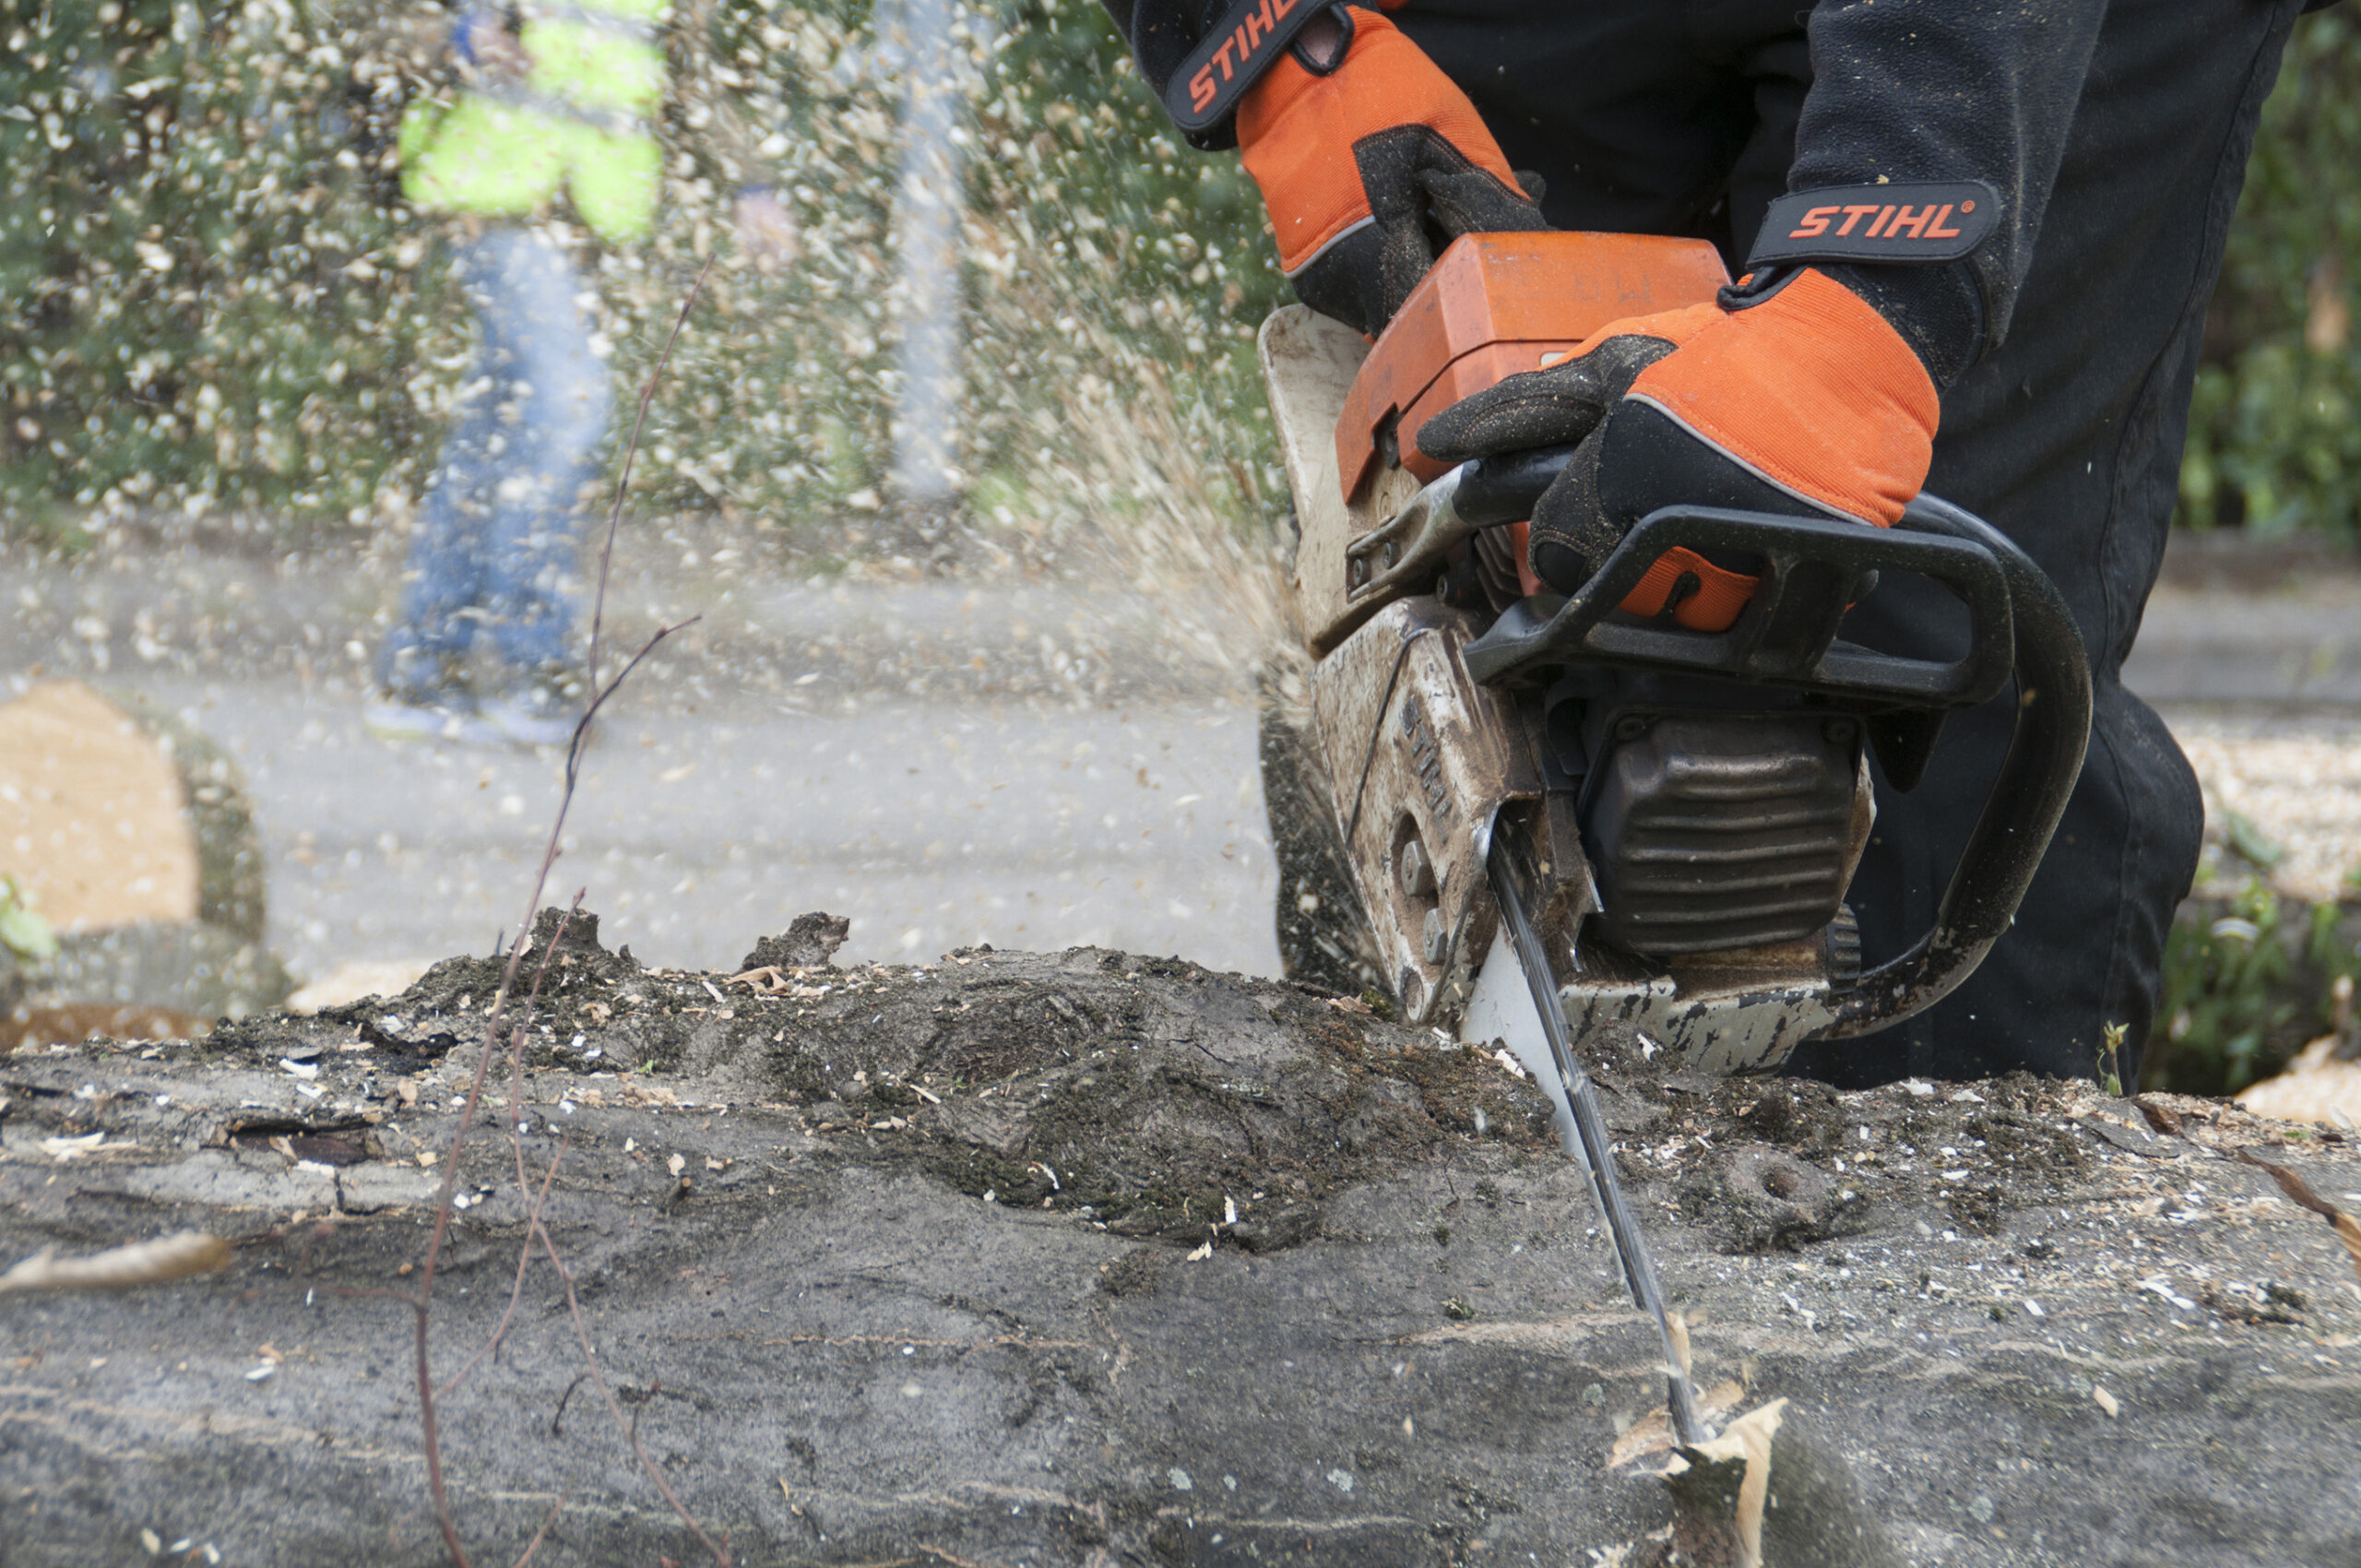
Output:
[398, 0, 667, 245]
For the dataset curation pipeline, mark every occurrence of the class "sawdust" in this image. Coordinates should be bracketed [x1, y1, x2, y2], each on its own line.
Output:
[189, 909, 2298, 1265]
[2171, 709, 2361, 901]
[205, 908, 1561, 1249]
[2, 1001, 211, 1052]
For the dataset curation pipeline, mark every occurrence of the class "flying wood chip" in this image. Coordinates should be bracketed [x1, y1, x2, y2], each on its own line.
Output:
[0, 1230, 231, 1296]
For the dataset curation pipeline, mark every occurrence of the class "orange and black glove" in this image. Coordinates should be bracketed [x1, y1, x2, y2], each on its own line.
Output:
[1234, 6, 1543, 334]
[1229, 7, 1542, 334]
[1109, 1, 1541, 333]
[1417, 266, 1944, 630]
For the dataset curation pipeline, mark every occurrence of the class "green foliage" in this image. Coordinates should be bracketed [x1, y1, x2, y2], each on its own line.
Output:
[0, 875, 61, 965]
[0, 0, 448, 540]
[0, 0, 1283, 551]
[2180, 10, 2361, 540]
[2148, 877, 2361, 1096]
[955, 0, 1286, 539]
[2221, 809, 2288, 873]
[2096, 1019, 2127, 1098]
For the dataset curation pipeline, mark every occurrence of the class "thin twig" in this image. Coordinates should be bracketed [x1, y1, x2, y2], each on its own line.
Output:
[534, 1223, 732, 1565]
[413, 898, 579, 1567]
[437, 919, 579, 1404]
[413, 617, 700, 1564]
[510, 1491, 572, 1568]
[565, 616, 700, 796]
[550, 1371, 592, 1439]
[410, 255, 718, 1568]
[588, 255, 715, 698]
[436, 1125, 573, 1399]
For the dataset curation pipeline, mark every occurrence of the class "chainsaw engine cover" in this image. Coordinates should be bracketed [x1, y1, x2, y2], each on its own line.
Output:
[1582, 712, 1873, 957]
[1265, 232, 1730, 662]
[1335, 232, 1730, 505]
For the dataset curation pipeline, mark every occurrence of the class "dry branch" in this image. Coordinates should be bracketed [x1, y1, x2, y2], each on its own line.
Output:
[408, 255, 723, 1568]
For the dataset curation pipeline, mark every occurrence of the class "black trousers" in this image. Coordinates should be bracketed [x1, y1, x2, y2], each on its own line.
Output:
[1393, 0, 2310, 1083]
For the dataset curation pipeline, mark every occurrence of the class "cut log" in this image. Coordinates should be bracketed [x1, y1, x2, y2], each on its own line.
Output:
[0, 680, 200, 933]
[0, 1001, 212, 1052]
[2241, 1034, 2361, 1127]
[0, 934, 2355, 1566]
[0, 681, 286, 1023]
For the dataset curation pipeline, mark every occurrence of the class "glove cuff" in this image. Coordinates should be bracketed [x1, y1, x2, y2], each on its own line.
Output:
[1813, 261, 1985, 390]
[1738, 182, 1997, 385]
[1726, 260, 1984, 390]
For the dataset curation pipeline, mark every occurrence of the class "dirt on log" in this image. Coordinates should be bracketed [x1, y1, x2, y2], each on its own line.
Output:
[2, 915, 2357, 1566]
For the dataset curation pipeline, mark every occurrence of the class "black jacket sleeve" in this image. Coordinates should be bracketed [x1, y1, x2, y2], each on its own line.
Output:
[1786, 0, 2110, 376]
[1097, 0, 1243, 149]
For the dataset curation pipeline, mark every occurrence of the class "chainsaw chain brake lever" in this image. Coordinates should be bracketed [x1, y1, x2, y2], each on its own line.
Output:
[1454, 443, 1578, 526]
[1342, 445, 1576, 610]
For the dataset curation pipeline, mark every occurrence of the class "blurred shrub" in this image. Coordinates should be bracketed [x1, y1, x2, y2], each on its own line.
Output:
[21, 2, 2351, 554]
[2179, 9, 2361, 540]
[2147, 876, 2361, 1096]
[0, 0, 1284, 553]
[0, 0, 447, 541]
[960, 3, 1286, 552]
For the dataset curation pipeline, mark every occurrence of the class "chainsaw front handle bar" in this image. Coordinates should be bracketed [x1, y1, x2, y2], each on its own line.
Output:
[1460, 501, 2022, 704]
[1457, 490, 2092, 1039]
[1820, 495, 2092, 1037]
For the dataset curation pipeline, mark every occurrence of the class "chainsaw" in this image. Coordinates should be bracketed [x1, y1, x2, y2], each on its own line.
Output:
[1256, 232, 2093, 1439]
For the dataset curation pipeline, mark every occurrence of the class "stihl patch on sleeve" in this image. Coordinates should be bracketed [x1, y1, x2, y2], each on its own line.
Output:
[1748, 182, 2001, 267]
[1163, 0, 1328, 134]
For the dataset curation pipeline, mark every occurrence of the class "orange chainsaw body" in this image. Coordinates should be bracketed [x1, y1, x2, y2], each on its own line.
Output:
[1333, 232, 1756, 627]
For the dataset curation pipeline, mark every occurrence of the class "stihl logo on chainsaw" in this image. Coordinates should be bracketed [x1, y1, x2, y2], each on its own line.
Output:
[1398, 693, 1453, 825]
[1163, 0, 1325, 134]
[1748, 181, 2001, 267]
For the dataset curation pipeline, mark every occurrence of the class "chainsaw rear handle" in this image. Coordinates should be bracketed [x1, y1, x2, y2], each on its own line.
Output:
[1455, 488, 2092, 1039]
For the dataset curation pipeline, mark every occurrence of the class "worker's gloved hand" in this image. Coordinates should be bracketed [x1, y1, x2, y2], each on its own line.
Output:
[1236, 6, 1544, 336]
[1416, 267, 1941, 629]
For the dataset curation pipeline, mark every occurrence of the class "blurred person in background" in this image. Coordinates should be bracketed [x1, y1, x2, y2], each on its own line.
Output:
[372, 0, 797, 746]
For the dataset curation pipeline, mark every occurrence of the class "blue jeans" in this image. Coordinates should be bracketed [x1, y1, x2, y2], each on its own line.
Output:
[379, 228, 611, 698]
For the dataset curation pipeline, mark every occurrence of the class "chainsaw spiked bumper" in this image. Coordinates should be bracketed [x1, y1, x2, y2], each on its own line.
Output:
[1308, 598, 1534, 1023]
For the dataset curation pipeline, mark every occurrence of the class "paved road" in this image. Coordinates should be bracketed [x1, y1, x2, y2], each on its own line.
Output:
[6, 530, 2358, 993]
[5, 533, 1292, 987]
[131, 673, 1281, 985]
